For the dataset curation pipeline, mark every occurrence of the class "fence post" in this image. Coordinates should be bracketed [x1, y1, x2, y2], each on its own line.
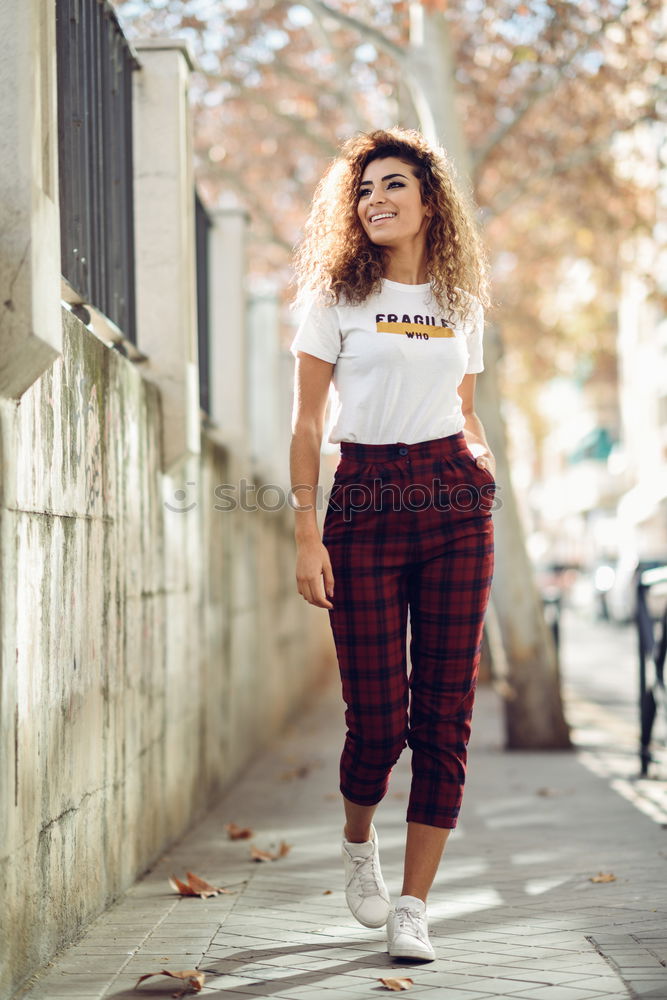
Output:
[0, 0, 62, 398]
[132, 39, 200, 471]
[247, 290, 283, 483]
[207, 206, 250, 459]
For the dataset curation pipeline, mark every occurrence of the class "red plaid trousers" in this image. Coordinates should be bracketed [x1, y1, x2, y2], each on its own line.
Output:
[322, 431, 496, 829]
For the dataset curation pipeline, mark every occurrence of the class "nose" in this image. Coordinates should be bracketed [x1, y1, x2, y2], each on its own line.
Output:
[368, 186, 385, 207]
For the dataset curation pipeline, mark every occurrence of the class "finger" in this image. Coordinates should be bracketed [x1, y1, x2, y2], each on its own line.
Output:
[322, 563, 335, 600]
[304, 579, 334, 610]
[312, 577, 334, 609]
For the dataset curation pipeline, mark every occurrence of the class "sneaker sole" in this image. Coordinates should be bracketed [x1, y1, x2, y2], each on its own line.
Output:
[388, 946, 435, 962]
[351, 908, 391, 929]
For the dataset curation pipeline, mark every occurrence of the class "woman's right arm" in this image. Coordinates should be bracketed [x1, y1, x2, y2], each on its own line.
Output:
[290, 351, 335, 609]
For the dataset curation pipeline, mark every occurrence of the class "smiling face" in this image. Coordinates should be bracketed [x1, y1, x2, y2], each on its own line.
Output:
[356, 155, 432, 249]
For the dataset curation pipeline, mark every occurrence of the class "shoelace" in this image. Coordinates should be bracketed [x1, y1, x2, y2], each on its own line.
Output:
[394, 905, 428, 941]
[349, 853, 383, 897]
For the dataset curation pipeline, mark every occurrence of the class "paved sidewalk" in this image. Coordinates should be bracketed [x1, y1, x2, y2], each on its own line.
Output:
[560, 607, 667, 826]
[17, 679, 667, 1000]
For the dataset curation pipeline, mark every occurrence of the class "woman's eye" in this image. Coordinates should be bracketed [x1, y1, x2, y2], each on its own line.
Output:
[359, 181, 404, 199]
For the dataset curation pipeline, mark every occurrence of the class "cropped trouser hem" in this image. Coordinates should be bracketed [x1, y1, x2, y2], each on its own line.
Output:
[339, 786, 386, 808]
[339, 784, 463, 830]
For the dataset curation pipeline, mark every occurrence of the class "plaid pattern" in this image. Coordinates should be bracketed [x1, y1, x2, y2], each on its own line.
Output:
[322, 431, 495, 829]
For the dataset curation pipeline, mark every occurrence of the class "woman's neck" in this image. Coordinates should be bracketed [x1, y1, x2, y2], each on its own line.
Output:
[383, 244, 429, 285]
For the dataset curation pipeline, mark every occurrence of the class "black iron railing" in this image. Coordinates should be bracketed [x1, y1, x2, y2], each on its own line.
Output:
[636, 564, 667, 776]
[195, 191, 212, 416]
[55, 0, 140, 343]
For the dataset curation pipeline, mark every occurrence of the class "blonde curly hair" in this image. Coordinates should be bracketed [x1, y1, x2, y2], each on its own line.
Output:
[292, 127, 491, 326]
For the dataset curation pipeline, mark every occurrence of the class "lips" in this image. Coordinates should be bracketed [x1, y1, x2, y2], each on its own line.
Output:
[370, 212, 396, 224]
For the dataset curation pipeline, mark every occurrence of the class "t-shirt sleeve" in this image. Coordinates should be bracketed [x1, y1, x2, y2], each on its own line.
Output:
[465, 297, 484, 374]
[289, 294, 341, 364]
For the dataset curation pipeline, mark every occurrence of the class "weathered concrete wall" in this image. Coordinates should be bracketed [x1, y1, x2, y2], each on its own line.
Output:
[0, 307, 334, 1000]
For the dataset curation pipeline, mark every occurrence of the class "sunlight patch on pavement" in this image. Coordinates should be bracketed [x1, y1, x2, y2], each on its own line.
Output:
[510, 849, 562, 865]
[524, 875, 571, 895]
[439, 859, 490, 881]
[426, 887, 505, 919]
[578, 749, 667, 825]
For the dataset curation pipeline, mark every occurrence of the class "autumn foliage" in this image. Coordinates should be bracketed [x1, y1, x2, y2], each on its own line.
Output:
[112, 0, 663, 431]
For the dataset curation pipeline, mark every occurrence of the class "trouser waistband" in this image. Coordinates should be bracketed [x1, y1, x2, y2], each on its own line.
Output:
[339, 431, 468, 462]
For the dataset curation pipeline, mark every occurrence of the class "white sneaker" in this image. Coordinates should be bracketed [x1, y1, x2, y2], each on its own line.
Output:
[387, 895, 435, 961]
[341, 823, 391, 928]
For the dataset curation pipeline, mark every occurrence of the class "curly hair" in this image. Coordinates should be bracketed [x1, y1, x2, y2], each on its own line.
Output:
[292, 127, 491, 326]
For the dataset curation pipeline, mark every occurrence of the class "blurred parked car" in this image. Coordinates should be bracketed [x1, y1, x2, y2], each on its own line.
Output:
[606, 556, 667, 624]
[592, 562, 616, 620]
[534, 562, 581, 653]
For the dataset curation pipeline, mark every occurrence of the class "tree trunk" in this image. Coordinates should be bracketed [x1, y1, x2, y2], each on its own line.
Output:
[406, 2, 571, 749]
[478, 325, 571, 748]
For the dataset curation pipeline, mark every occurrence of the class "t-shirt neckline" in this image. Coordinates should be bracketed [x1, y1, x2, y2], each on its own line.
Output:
[382, 277, 431, 292]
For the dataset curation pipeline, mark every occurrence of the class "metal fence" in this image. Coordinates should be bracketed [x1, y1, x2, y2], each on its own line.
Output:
[195, 192, 211, 416]
[55, 0, 140, 343]
[636, 564, 667, 776]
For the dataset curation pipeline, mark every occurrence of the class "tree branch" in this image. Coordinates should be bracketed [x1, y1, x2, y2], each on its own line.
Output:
[269, 57, 366, 132]
[484, 116, 654, 222]
[300, 0, 406, 62]
[472, 0, 633, 177]
[218, 82, 339, 157]
[199, 166, 294, 254]
[299, 4, 368, 131]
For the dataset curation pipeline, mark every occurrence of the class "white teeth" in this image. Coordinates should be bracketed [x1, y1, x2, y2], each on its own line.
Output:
[370, 212, 396, 222]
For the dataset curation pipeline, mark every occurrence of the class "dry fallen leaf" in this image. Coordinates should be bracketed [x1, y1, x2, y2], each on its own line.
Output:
[281, 765, 312, 781]
[536, 786, 573, 797]
[186, 871, 234, 897]
[225, 822, 253, 840]
[135, 969, 205, 996]
[169, 875, 198, 897]
[250, 845, 275, 862]
[169, 872, 235, 898]
[589, 872, 617, 883]
[250, 840, 292, 862]
[379, 977, 414, 991]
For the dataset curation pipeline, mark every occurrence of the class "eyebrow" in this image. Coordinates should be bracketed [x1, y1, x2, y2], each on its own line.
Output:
[359, 172, 409, 187]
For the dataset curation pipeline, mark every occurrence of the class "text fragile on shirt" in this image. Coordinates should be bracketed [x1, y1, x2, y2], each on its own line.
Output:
[289, 278, 485, 446]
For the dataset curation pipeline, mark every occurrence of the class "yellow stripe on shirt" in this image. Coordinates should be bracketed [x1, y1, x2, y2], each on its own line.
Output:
[377, 322, 456, 338]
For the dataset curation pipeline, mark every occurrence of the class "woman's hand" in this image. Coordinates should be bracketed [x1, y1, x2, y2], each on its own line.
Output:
[475, 450, 496, 479]
[459, 379, 495, 480]
[296, 537, 335, 609]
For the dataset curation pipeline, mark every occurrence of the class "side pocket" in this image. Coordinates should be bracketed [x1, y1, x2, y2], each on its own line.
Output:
[465, 450, 495, 485]
[333, 461, 376, 486]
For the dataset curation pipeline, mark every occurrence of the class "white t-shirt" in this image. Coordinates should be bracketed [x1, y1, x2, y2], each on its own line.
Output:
[290, 277, 484, 445]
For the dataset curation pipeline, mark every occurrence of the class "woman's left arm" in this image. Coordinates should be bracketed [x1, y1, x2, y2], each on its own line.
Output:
[457, 373, 496, 477]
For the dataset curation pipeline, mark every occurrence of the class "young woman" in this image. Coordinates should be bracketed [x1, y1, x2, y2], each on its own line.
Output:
[289, 127, 495, 962]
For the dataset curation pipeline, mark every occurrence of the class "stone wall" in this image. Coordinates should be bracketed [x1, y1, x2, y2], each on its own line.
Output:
[0, 307, 335, 1000]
